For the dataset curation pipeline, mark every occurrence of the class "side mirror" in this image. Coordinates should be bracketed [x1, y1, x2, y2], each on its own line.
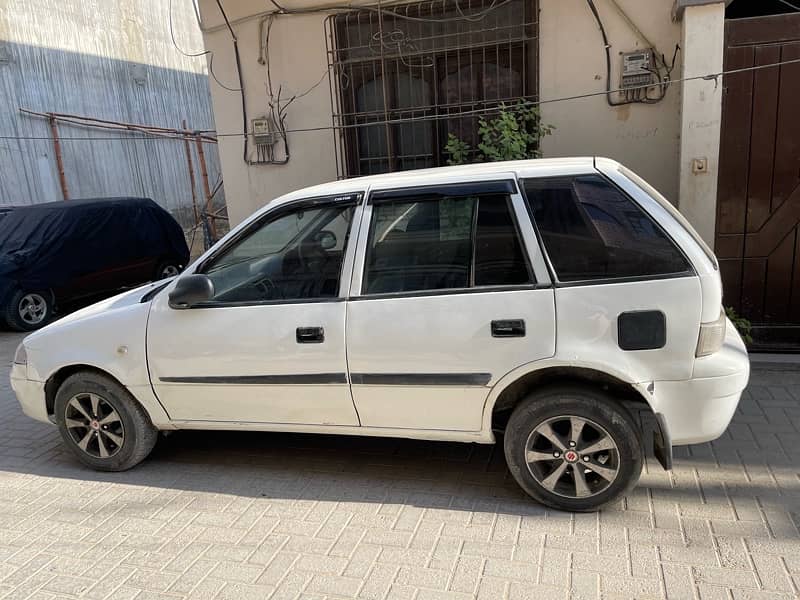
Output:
[315, 230, 337, 251]
[168, 274, 214, 309]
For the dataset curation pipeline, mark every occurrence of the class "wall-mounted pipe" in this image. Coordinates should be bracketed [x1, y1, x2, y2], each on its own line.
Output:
[48, 116, 69, 200]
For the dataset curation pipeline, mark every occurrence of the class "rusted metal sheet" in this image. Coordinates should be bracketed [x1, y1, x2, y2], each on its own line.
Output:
[716, 14, 800, 347]
[0, 0, 224, 229]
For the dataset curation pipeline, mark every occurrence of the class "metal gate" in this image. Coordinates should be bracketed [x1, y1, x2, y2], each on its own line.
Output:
[716, 14, 800, 350]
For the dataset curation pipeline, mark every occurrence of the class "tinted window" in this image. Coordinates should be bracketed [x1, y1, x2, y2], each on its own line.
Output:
[364, 193, 532, 295]
[474, 197, 531, 287]
[523, 176, 691, 282]
[203, 203, 355, 303]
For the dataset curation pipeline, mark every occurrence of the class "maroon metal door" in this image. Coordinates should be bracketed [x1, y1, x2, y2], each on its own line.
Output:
[716, 14, 800, 348]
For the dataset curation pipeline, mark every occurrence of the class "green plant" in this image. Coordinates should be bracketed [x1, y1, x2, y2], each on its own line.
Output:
[444, 102, 555, 165]
[725, 306, 753, 344]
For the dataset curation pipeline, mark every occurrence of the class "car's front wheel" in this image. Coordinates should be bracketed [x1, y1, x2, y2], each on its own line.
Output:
[4, 289, 53, 331]
[54, 372, 158, 471]
[504, 386, 643, 512]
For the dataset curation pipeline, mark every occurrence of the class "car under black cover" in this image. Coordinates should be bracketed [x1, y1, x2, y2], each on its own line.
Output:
[0, 197, 189, 330]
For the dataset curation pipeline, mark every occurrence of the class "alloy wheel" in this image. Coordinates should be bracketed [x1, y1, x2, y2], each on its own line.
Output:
[160, 264, 180, 278]
[64, 393, 125, 459]
[525, 415, 620, 499]
[18, 293, 47, 325]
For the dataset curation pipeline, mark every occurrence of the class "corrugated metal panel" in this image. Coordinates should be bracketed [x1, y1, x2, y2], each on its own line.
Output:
[0, 0, 224, 229]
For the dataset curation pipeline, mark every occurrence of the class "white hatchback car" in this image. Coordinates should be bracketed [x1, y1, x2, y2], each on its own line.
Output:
[11, 158, 749, 511]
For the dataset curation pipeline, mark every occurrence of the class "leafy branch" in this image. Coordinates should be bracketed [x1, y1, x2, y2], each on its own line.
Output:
[445, 102, 555, 165]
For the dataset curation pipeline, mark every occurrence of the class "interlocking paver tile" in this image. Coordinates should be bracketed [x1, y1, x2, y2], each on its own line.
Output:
[1, 331, 799, 599]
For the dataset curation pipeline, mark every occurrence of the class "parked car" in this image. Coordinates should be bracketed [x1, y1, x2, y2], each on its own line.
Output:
[10, 159, 749, 511]
[0, 197, 189, 331]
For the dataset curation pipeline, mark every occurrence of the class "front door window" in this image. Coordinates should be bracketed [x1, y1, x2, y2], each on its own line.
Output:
[202, 202, 356, 303]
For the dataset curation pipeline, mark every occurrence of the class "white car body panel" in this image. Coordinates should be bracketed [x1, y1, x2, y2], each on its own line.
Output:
[146, 298, 358, 425]
[13, 282, 173, 426]
[9, 157, 750, 458]
[346, 288, 556, 431]
[553, 278, 703, 383]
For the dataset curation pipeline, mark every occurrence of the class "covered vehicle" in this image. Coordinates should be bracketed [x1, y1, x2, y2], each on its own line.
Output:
[0, 197, 189, 330]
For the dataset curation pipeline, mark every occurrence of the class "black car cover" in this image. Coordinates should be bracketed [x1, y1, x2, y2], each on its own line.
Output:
[0, 197, 189, 294]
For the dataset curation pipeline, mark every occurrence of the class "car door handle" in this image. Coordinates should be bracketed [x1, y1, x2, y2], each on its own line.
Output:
[296, 327, 325, 344]
[491, 319, 526, 338]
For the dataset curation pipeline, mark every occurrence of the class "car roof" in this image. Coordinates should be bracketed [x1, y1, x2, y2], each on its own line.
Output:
[267, 157, 601, 209]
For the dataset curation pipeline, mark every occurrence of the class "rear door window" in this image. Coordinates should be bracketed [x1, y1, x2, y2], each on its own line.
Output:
[522, 175, 691, 283]
[363, 190, 533, 295]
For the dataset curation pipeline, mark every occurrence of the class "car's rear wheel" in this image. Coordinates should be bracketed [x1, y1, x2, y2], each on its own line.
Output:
[4, 289, 53, 331]
[503, 386, 643, 512]
[54, 372, 158, 471]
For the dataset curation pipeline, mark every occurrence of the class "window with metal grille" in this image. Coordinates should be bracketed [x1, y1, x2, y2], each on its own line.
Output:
[325, 0, 538, 177]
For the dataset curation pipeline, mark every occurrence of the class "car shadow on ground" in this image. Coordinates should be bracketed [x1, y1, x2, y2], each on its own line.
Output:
[2, 417, 799, 540]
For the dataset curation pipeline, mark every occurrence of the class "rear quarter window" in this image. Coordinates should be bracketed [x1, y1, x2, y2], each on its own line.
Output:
[523, 175, 692, 283]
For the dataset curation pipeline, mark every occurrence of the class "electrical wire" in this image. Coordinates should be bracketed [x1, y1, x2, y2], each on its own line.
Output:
[259, 13, 290, 165]
[207, 54, 242, 92]
[586, 0, 638, 107]
[267, 0, 515, 24]
[584, 0, 680, 106]
[214, 0, 249, 163]
[169, 0, 209, 57]
[8, 55, 800, 143]
[167, 0, 241, 92]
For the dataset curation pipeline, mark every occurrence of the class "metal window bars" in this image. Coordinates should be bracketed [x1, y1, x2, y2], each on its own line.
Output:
[325, 0, 538, 178]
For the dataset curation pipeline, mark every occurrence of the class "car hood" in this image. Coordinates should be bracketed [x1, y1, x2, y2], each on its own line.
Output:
[23, 280, 170, 347]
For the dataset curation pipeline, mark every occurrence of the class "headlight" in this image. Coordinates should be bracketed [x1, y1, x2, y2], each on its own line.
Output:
[696, 310, 726, 357]
[13, 343, 27, 365]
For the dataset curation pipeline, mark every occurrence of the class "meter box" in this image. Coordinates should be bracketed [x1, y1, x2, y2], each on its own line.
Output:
[252, 116, 279, 146]
[621, 50, 655, 89]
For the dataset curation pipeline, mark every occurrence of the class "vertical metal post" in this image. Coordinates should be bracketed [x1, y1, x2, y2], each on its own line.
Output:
[376, 2, 395, 172]
[49, 115, 69, 200]
[182, 120, 199, 225]
[194, 134, 217, 240]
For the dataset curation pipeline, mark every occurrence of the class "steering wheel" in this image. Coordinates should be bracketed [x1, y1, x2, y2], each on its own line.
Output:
[253, 276, 279, 300]
[297, 238, 327, 270]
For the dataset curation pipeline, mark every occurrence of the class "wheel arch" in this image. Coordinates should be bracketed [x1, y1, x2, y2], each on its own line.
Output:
[45, 364, 125, 418]
[43, 363, 172, 430]
[483, 362, 671, 470]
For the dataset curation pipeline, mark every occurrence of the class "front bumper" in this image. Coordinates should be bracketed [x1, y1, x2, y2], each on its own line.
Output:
[10, 363, 49, 424]
[651, 320, 750, 446]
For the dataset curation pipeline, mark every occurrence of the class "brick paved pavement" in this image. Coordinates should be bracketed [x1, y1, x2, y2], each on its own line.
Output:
[0, 331, 798, 599]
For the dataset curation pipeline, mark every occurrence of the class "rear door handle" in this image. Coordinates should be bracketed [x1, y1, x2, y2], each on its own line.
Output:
[491, 319, 526, 338]
[296, 327, 325, 344]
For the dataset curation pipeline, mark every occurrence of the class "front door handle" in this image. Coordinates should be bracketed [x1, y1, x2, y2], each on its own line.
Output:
[491, 319, 526, 338]
[296, 327, 325, 344]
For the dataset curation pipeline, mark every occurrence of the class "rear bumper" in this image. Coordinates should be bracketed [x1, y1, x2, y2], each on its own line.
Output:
[651, 322, 750, 446]
[10, 364, 50, 424]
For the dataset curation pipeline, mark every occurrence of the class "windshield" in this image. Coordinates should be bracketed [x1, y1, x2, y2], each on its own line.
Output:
[619, 165, 719, 270]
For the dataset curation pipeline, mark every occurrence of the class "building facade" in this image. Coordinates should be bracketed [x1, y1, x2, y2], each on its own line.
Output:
[197, 0, 724, 241]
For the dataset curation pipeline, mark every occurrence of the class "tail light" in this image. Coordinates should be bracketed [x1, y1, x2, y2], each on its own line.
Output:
[696, 309, 726, 357]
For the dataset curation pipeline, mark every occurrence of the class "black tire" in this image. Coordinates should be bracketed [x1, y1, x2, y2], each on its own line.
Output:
[54, 372, 158, 472]
[503, 385, 643, 512]
[154, 259, 183, 280]
[3, 289, 53, 331]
